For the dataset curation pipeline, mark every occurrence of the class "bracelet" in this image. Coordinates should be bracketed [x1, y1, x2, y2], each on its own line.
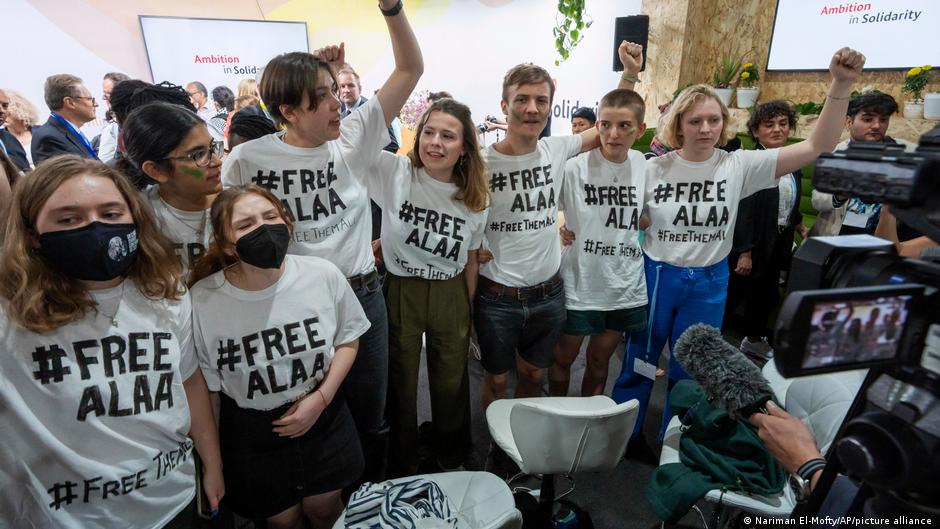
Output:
[621, 73, 640, 83]
[796, 458, 827, 481]
[315, 390, 329, 407]
[826, 93, 851, 101]
[380, 0, 403, 16]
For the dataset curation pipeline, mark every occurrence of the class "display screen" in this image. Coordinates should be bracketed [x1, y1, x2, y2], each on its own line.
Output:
[802, 295, 911, 369]
[766, 0, 938, 70]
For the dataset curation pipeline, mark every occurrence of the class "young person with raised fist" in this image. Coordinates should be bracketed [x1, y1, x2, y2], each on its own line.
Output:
[222, 0, 423, 484]
[612, 47, 866, 449]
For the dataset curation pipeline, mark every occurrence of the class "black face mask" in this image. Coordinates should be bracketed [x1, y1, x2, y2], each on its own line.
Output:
[39, 222, 139, 281]
[235, 223, 290, 269]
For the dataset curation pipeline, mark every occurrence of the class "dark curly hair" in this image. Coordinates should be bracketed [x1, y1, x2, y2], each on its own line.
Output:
[746, 100, 798, 143]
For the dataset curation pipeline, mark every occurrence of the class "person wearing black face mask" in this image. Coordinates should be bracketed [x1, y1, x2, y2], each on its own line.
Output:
[0, 156, 224, 528]
[188, 185, 370, 528]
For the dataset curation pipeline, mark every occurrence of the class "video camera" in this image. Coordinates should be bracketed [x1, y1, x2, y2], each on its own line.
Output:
[771, 124, 940, 521]
[476, 115, 499, 134]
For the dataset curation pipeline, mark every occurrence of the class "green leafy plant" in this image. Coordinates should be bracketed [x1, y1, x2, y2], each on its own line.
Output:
[903, 65, 933, 101]
[712, 54, 743, 88]
[739, 62, 760, 88]
[792, 101, 824, 115]
[553, 0, 592, 66]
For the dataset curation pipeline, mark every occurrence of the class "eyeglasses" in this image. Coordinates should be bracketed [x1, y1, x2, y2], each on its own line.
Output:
[71, 95, 96, 105]
[161, 141, 224, 167]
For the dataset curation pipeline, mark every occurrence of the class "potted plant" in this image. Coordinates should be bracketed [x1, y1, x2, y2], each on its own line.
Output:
[902, 65, 932, 118]
[712, 54, 742, 106]
[736, 62, 760, 108]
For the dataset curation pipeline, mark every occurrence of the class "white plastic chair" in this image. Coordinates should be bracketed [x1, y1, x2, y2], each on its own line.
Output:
[485, 396, 640, 516]
[332, 471, 522, 529]
[658, 364, 865, 525]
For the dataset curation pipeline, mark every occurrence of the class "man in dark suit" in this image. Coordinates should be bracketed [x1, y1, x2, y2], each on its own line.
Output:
[0, 89, 30, 172]
[31, 74, 99, 165]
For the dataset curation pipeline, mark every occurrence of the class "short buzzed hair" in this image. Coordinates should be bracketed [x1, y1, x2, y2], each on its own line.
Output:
[501, 63, 554, 103]
[598, 89, 646, 123]
[44, 74, 83, 111]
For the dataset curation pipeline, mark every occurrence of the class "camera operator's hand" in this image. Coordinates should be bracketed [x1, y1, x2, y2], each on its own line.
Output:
[618, 41, 644, 75]
[734, 251, 753, 275]
[750, 401, 824, 474]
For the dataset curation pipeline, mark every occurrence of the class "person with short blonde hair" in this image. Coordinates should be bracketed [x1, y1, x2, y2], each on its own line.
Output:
[0, 155, 223, 527]
[612, 48, 867, 449]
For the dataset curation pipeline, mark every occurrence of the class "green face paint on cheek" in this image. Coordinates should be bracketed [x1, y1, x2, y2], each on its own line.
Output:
[180, 166, 204, 179]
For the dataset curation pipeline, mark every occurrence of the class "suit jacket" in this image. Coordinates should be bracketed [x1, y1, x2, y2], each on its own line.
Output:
[31, 116, 96, 166]
[0, 128, 30, 171]
[730, 144, 803, 277]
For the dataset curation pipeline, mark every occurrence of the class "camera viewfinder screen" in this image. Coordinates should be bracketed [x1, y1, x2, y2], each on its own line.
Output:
[802, 295, 911, 369]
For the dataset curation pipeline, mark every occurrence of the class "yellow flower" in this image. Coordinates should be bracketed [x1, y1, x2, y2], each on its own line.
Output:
[741, 71, 751, 79]
[909, 67, 923, 77]
[744, 63, 753, 68]
[924, 65, 933, 71]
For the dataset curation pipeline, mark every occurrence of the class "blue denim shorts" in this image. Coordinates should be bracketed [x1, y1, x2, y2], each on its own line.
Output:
[473, 279, 566, 374]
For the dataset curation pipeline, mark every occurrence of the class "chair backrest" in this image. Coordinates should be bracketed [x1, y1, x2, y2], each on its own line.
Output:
[761, 360, 792, 405]
[784, 369, 866, 452]
[508, 397, 639, 475]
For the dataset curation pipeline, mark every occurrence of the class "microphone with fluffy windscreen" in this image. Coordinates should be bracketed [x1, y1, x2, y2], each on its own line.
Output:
[674, 323, 776, 420]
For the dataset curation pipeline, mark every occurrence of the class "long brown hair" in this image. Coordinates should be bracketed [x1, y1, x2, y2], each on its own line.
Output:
[407, 98, 489, 212]
[189, 184, 294, 286]
[0, 155, 184, 333]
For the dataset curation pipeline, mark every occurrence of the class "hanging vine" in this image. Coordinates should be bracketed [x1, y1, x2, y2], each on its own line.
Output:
[553, 0, 592, 66]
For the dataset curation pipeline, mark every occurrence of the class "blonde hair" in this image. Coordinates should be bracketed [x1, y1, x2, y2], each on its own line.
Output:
[237, 78, 258, 99]
[3, 89, 38, 128]
[0, 156, 184, 333]
[189, 185, 295, 287]
[408, 99, 489, 212]
[656, 84, 736, 149]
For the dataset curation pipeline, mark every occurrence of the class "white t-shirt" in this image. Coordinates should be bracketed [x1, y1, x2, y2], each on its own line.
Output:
[144, 186, 211, 276]
[643, 148, 779, 267]
[366, 153, 488, 280]
[560, 149, 648, 311]
[480, 135, 583, 287]
[222, 98, 389, 277]
[0, 281, 197, 529]
[191, 255, 371, 411]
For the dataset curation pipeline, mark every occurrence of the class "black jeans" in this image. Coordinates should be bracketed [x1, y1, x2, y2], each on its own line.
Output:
[343, 274, 390, 486]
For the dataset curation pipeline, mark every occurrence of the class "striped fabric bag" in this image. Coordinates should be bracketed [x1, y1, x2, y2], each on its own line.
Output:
[345, 478, 459, 529]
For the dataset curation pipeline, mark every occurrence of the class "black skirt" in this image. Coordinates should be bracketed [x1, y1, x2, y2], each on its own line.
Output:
[219, 392, 365, 520]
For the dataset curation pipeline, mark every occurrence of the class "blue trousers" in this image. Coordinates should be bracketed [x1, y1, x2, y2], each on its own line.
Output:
[611, 254, 729, 443]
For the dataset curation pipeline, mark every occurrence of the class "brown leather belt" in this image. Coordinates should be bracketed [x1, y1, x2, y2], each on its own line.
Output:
[479, 272, 562, 301]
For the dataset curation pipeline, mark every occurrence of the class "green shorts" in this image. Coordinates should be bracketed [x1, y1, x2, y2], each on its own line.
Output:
[563, 306, 647, 336]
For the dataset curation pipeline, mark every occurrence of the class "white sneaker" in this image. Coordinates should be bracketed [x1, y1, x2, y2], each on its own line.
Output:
[740, 337, 774, 358]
